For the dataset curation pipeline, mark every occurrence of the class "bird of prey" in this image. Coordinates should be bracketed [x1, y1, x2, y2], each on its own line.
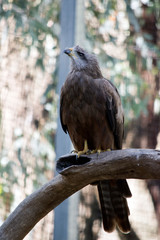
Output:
[60, 45, 132, 233]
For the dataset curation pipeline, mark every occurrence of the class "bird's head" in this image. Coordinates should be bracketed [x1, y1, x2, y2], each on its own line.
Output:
[64, 45, 102, 77]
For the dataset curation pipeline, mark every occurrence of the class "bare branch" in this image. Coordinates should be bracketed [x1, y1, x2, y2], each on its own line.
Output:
[0, 149, 160, 240]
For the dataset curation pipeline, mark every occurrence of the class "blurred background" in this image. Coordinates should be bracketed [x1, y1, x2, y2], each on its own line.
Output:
[0, 0, 160, 239]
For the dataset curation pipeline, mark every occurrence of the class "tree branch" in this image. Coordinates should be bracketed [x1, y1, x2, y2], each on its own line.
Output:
[0, 149, 160, 240]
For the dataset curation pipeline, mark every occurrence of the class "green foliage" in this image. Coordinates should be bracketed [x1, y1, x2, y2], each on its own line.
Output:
[0, 0, 60, 217]
[124, 0, 140, 32]
[0, 0, 159, 225]
[86, 0, 159, 125]
[0, 0, 60, 69]
[0, 152, 16, 211]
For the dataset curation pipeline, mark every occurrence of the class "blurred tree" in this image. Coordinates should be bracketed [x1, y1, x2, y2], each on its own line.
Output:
[80, 0, 160, 239]
[0, 1, 60, 237]
[0, 0, 160, 239]
[0, 0, 60, 69]
[125, 0, 160, 235]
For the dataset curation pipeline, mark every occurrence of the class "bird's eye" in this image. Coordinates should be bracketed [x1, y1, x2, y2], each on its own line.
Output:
[77, 51, 84, 57]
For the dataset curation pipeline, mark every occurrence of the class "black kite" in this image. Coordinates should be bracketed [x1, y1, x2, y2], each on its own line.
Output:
[60, 45, 132, 233]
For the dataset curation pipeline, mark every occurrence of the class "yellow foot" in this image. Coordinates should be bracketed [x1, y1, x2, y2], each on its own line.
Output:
[71, 149, 78, 154]
[77, 142, 111, 157]
[91, 148, 111, 154]
[78, 140, 90, 157]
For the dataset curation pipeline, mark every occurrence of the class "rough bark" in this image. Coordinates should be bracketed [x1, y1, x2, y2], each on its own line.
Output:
[0, 149, 160, 240]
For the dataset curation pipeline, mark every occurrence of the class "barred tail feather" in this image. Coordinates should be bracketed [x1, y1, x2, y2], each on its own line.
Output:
[117, 179, 132, 198]
[98, 180, 131, 233]
[98, 181, 116, 232]
[110, 180, 131, 233]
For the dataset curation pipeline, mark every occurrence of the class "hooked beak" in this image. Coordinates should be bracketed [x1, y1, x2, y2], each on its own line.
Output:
[64, 48, 75, 57]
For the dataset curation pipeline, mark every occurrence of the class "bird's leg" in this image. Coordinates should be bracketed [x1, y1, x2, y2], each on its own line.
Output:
[77, 140, 90, 157]
[91, 148, 111, 154]
[71, 149, 78, 154]
[74, 142, 111, 157]
[90, 149, 102, 154]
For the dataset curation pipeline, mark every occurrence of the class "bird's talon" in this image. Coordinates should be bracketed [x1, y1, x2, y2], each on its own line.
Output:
[90, 149, 97, 154]
[71, 149, 78, 154]
[97, 149, 102, 154]
[77, 140, 90, 157]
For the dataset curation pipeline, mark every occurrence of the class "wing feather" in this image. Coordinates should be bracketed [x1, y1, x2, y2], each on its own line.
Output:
[60, 87, 68, 134]
[104, 79, 124, 149]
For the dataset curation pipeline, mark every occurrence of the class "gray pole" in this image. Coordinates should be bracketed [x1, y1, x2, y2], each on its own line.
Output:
[54, 1, 84, 240]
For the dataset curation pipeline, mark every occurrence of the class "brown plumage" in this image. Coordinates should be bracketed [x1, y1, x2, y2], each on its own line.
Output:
[60, 45, 132, 233]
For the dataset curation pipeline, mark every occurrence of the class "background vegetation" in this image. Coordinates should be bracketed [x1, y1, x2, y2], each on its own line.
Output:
[0, 0, 160, 239]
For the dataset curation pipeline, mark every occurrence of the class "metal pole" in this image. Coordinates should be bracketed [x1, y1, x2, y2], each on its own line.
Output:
[54, 0, 84, 239]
